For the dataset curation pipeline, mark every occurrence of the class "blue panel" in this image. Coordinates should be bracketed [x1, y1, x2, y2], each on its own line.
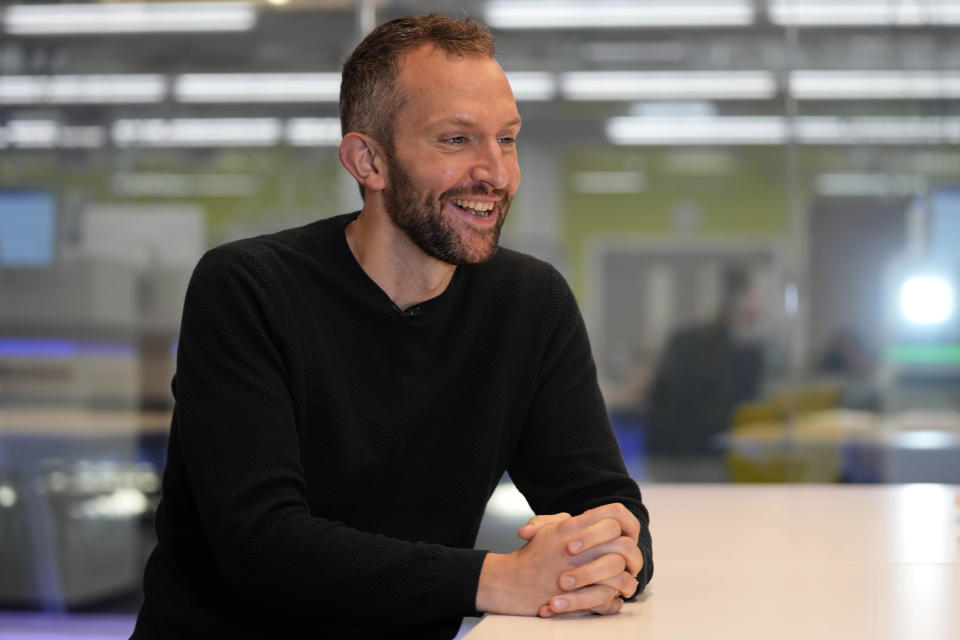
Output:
[0, 190, 56, 266]
[930, 188, 960, 270]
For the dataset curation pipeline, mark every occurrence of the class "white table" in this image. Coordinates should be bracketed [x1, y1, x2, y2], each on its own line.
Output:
[467, 484, 960, 640]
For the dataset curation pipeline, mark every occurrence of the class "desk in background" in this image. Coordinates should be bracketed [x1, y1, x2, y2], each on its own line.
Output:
[467, 484, 960, 640]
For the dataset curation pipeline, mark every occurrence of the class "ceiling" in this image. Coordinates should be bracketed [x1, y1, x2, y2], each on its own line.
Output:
[0, 0, 958, 147]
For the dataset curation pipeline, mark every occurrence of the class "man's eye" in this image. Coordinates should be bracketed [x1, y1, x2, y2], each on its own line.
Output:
[499, 137, 517, 145]
[447, 136, 467, 144]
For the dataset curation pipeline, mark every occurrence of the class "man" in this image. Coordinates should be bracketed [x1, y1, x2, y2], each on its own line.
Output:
[646, 267, 765, 456]
[132, 15, 653, 640]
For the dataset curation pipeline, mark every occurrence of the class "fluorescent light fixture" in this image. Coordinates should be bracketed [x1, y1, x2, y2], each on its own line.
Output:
[608, 116, 960, 145]
[485, 0, 754, 28]
[0, 121, 105, 148]
[113, 118, 281, 147]
[792, 71, 960, 100]
[5, 2, 257, 35]
[111, 173, 262, 197]
[608, 116, 787, 145]
[563, 71, 776, 100]
[287, 118, 342, 146]
[900, 276, 954, 325]
[797, 117, 960, 144]
[2, 120, 59, 148]
[0, 75, 165, 104]
[175, 73, 340, 103]
[571, 170, 646, 193]
[769, 0, 960, 26]
[505, 72, 557, 101]
[814, 173, 928, 197]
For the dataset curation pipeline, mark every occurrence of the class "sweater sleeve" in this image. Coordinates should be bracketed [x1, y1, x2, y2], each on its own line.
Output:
[506, 268, 654, 593]
[172, 245, 486, 622]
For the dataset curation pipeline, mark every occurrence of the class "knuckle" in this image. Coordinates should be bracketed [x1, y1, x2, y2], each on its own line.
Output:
[604, 518, 621, 535]
[615, 536, 634, 554]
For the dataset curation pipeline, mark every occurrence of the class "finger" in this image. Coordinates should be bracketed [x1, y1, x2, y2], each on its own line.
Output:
[589, 596, 624, 616]
[517, 512, 570, 540]
[558, 553, 625, 591]
[597, 570, 638, 599]
[538, 604, 594, 618]
[571, 536, 644, 576]
[560, 503, 640, 545]
[539, 597, 623, 619]
[564, 518, 621, 555]
[548, 585, 620, 615]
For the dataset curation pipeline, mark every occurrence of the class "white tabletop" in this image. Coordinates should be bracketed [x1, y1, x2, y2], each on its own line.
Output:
[466, 484, 960, 640]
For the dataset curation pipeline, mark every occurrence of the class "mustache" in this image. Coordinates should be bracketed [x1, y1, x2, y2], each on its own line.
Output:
[440, 185, 510, 201]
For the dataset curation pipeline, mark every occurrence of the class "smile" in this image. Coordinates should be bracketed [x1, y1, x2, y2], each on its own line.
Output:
[452, 199, 494, 217]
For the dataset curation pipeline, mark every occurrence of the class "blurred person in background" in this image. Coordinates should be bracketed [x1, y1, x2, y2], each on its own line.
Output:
[819, 329, 881, 411]
[131, 14, 652, 640]
[645, 266, 766, 460]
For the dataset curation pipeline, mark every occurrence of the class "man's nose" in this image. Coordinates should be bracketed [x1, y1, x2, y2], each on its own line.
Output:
[471, 139, 511, 190]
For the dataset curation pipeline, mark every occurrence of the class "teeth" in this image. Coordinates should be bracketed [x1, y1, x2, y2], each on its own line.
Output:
[453, 199, 494, 212]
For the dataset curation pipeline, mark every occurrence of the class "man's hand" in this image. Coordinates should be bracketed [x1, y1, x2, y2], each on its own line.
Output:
[476, 503, 643, 617]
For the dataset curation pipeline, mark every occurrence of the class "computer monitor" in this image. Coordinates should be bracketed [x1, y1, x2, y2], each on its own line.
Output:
[0, 188, 57, 267]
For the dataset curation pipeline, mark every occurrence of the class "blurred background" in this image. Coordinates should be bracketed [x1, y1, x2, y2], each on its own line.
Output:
[0, 0, 958, 636]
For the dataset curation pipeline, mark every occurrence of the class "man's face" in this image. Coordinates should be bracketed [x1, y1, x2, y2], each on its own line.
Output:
[382, 44, 522, 265]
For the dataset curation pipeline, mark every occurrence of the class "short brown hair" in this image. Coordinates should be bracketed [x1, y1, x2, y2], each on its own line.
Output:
[340, 14, 495, 151]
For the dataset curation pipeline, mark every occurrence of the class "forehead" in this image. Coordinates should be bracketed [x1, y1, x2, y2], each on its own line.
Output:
[394, 44, 520, 130]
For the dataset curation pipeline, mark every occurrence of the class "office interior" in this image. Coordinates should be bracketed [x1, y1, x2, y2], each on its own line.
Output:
[0, 1, 958, 637]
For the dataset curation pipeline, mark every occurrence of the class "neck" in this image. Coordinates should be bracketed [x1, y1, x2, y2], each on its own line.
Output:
[345, 200, 456, 311]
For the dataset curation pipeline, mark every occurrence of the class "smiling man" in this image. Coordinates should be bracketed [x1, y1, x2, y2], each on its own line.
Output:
[131, 15, 652, 640]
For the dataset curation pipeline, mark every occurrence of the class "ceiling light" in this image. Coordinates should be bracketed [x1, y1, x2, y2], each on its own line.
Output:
[4, 2, 257, 35]
[287, 118, 342, 146]
[900, 276, 954, 325]
[113, 118, 281, 147]
[797, 117, 960, 144]
[0, 75, 165, 104]
[814, 173, 928, 197]
[571, 171, 646, 194]
[2, 120, 60, 148]
[608, 116, 786, 145]
[563, 71, 776, 100]
[792, 71, 960, 99]
[111, 173, 262, 197]
[607, 116, 960, 145]
[769, 0, 960, 26]
[175, 73, 340, 103]
[485, 0, 754, 29]
[505, 72, 557, 101]
[0, 121, 105, 148]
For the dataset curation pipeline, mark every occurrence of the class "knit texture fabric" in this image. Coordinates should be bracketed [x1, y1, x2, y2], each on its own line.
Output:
[131, 212, 653, 639]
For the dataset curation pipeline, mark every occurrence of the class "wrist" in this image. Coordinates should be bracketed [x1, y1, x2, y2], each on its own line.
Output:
[475, 551, 512, 613]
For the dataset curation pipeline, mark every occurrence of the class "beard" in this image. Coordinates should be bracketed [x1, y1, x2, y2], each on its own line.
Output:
[383, 155, 512, 266]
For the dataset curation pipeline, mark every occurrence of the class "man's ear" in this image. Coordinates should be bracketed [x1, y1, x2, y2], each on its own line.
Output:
[339, 132, 387, 194]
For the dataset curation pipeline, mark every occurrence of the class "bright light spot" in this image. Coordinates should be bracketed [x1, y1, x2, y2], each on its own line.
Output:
[485, 482, 534, 519]
[72, 488, 149, 519]
[47, 471, 69, 492]
[0, 485, 17, 508]
[900, 276, 954, 325]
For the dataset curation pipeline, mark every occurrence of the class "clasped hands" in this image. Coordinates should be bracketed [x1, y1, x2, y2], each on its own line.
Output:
[476, 503, 643, 618]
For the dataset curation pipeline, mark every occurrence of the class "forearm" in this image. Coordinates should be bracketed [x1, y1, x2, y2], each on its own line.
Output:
[201, 501, 487, 621]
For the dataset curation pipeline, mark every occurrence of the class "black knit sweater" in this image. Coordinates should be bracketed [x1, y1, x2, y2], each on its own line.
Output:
[132, 212, 653, 639]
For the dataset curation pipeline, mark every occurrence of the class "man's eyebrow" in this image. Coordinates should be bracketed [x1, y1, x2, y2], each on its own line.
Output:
[435, 115, 523, 129]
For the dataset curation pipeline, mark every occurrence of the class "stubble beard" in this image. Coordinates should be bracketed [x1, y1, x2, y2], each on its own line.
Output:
[383, 155, 511, 266]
